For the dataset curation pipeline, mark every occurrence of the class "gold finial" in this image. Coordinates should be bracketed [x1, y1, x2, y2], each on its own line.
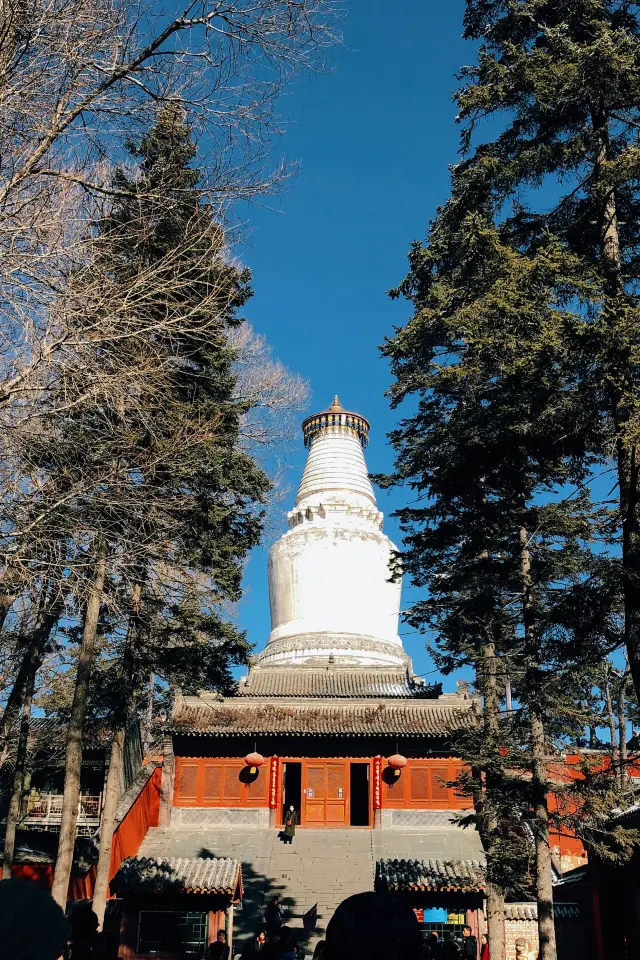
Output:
[329, 395, 343, 412]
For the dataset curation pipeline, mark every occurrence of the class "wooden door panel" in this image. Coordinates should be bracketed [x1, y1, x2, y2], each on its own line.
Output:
[326, 762, 347, 825]
[303, 761, 348, 826]
[306, 802, 326, 823]
[326, 803, 346, 823]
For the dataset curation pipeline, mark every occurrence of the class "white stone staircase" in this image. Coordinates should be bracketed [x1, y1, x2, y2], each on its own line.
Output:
[138, 826, 375, 955]
[264, 829, 375, 950]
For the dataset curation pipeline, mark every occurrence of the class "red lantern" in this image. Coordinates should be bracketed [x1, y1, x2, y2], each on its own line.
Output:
[387, 754, 407, 779]
[245, 751, 265, 774]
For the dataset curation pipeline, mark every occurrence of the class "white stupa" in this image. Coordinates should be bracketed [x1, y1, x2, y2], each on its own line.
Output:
[253, 396, 408, 669]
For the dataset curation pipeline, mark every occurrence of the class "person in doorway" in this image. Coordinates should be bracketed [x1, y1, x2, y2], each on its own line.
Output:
[460, 925, 477, 960]
[241, 932, 267, 958]
[206, 930, 230, 960]
[480, 934, 489, 960]
[265, 896, 284, 938]
[283, 805, 298, 844]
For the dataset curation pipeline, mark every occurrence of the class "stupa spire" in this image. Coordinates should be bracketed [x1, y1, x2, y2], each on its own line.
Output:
[297, 397, 374, 506]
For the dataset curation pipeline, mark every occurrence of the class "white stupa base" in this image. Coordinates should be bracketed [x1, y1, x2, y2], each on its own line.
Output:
[252, 632, 410, 669]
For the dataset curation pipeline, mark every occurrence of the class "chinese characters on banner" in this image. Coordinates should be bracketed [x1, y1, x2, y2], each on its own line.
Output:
[269, 756, 279, 809]
[373, 755, 382, 810]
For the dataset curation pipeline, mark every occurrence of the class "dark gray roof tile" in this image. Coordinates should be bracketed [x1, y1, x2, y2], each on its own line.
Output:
[110, 856, 241, 896]
[170, 695, 475, 738]
[376, 858, 485, 893]
[237, 668, 441, 699]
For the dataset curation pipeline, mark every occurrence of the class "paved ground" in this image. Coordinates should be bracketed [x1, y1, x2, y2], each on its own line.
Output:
[139, 823, 483, 955]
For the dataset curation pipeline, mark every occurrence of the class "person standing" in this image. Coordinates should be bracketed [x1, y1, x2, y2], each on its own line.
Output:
[206, 930, 230, 960]
[428, 932, 443, 958]
[480, 934, 489, 960]
[265, 895, 284, 938]
[283, 805, 298, 844]
[442, 932, 460, 959]
[460, 925, 477, 960]
[241, 932, 267, 958]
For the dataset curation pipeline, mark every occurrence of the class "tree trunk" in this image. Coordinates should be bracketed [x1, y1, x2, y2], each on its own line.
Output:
[51, 545, 107, 907]
[92, 725, 124, 927]
[92, 579, 142, 925]
[0, 597, 62, 766]
[480, 640, 506, 960]
[530, 711, 557, 960]
[520, 525, 557, 960]
[1, 662, 36, 877]
[602, 664, 621, 781]
[591, 105, 640, 704]
[617, 669, 631, 789]
[144, 673, 155, 751]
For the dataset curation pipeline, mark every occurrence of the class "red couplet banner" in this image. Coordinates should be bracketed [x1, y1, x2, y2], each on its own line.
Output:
[373, 756, 382, 810]
[269, 756, 279, 809]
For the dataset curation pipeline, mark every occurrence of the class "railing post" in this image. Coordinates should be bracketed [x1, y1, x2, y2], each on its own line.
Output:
[46, 793, 52, 827]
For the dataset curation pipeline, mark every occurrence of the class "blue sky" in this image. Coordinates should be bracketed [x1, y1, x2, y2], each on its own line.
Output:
[234, 0, 470, 685]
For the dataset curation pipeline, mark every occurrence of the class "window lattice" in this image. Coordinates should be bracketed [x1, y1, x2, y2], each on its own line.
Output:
[307, 766, 325, 799]
[203, 765, 223, 800]
[223, 765, 243, 801]
[410, 766, 431, 802]
[327, 764, 346, 799]
[178, 763, 199, 801]
[385, 772, 404, 798]
[430, 766, 449, 802]
[247, 765, 267, 800]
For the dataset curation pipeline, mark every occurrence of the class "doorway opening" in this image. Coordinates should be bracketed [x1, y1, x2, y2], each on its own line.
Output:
[350, 763, 370, 826]
[282, 761, 301, 823]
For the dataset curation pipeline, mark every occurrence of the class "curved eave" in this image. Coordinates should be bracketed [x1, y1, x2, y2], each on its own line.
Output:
[168, 728, 457, 738]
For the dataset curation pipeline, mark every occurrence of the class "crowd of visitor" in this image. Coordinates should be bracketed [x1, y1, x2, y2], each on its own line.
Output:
[0, 876, 509, 960]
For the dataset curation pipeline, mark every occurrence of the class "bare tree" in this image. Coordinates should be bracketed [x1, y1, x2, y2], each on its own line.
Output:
[0, 0, 338, 416]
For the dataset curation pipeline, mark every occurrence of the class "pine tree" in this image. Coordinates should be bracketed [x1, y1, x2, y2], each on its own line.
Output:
[453, 0, 640, 703]
[39, 106, 270, 908]
[382, 208, 626, 960]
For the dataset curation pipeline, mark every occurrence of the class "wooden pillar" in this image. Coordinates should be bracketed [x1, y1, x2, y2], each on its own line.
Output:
[158, 736, 175, 827]
[227, 904, 234, 957]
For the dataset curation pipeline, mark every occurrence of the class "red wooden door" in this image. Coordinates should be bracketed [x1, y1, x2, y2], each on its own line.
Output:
[303, 762, 347, 826]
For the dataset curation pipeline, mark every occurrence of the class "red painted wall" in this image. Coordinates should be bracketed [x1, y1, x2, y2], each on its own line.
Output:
[108, 765, 162, 885]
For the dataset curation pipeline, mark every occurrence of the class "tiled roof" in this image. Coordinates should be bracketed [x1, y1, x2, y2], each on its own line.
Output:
[504, 903, 581, 920]
[110, 856, 242, 896]
[237, 668, 429, 699]
[376, 858, 485, 893]
[504, 904, 537, 921]
[0, 829, 97, 875]
[170, 695, 475, 738]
